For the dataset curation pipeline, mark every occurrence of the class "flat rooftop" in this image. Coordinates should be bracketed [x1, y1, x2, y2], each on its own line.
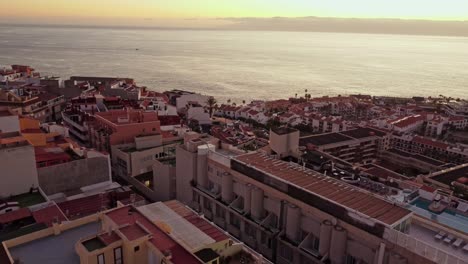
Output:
[9, 221, 100, 264]
[233, 152, 412, 227]
[430, 164, 468, 187]
[300, 127, 387, 147]
[339, 127, 387, 139]
[387, 148, 446, 166]
[409, 223, 467, 260]
[300, 132, 352, 147]
[271, 127, 298, 135]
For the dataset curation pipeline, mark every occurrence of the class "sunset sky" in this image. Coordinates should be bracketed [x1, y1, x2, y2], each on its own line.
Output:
[2, 0, 468, 25]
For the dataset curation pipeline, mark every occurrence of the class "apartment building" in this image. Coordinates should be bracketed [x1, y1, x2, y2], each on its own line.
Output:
[175, 132, 466, 264]
[111, 133, 181, 178]
[0, 89, 65, 122]
[2, 200, 264, 264]
[300, 127, 390, 165]
[391, 135, 468, 164]
[89, 109, 161, 152]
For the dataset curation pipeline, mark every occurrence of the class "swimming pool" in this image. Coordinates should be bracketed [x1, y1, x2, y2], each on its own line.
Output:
[410, 198, 468, 233]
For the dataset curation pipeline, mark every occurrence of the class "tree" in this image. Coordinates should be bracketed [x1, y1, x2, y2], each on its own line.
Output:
[242, 100, 246, 105]
[206, 96, 217, 117]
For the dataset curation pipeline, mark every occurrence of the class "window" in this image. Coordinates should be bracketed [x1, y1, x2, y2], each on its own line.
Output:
[230, 213, 241, 228]
[114, 247, 123, 264]
[134, 246, 140, 252]
[345, 255, 357, 264]
[310, 234, 320, 252]
[279, 245, 293, 261]
[261, 231, 272, 248]
[98, 254, 105, 264]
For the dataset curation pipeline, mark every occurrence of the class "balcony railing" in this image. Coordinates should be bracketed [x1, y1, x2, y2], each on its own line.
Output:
[384, 228, 465, 264]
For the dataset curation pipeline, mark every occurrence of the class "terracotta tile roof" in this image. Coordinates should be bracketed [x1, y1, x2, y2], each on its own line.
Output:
[234, 152, 411, 226]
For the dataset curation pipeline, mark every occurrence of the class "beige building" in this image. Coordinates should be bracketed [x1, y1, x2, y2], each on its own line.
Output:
[176, 131, 466, 264]
[112, 133, 181, 178]
[152, 159, 177, 201]
[3, 200, 265, 264]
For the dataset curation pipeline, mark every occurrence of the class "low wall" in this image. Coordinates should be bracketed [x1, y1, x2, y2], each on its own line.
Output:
[3, 214, 99, 249]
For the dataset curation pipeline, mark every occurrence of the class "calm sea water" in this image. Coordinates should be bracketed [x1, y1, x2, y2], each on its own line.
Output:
[1, 25, 468, 102]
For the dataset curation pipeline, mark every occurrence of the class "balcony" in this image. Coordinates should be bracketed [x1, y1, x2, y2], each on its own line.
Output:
[227, 224, 241, 238]
[203, 207, 213, 220]
[62, 113, 87, 132]
[229, 196, 245, 214]
[214, 217, 226, 229]
[260, 212, 280, 234]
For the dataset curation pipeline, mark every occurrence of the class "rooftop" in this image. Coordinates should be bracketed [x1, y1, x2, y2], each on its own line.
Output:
[300, 127, 387, 147]
[339, 127, 387, 139]
[164, 200, 229, 242]
[387, 148, 446, 167]
[105, 206, 200, 264]
[429, 164, 468, 187]
[233, 152, 412, 227]
[300, 132, 352, 147]
[32, 204, 68, 227]
[9, 221, 100, 264]
[271, 127, 298, 135]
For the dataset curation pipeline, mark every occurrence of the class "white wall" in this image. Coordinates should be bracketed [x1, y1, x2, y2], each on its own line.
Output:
[176, 94, 210, 110]
[187, 107, 211, 125]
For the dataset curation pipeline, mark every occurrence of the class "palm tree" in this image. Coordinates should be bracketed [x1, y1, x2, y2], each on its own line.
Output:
[227, 98, 231, 104]
[206, 96, 217, 117]
[242, 100, 246, 105]
[305, 89, 308, 98]
[295, 93, 298, 98]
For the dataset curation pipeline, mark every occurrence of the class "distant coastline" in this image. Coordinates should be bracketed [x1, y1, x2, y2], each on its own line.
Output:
[2, 16, 468, 37]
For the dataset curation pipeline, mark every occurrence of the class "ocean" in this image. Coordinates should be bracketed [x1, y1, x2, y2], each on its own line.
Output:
[1, 24, 467, 102]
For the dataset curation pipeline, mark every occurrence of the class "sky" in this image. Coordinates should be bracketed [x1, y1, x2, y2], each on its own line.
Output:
[3, 0, 468, 20]
[1, 0, 468, 29]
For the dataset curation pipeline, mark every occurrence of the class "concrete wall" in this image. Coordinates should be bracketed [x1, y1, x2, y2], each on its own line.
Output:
[269, 130, 300, 158]
[135, 134, 162, 150]
[37, 156, 111, 195]
[175, 145, 198, 205]
[152, 160, 176, 201]
[0, 145, 39, 197]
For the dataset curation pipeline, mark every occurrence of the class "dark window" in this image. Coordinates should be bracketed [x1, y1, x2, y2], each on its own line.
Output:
[279, 245, 293, 261]
[230, 212, 241, 228]
[134, 246, 140, 252]
[345, 255, 357, 264]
